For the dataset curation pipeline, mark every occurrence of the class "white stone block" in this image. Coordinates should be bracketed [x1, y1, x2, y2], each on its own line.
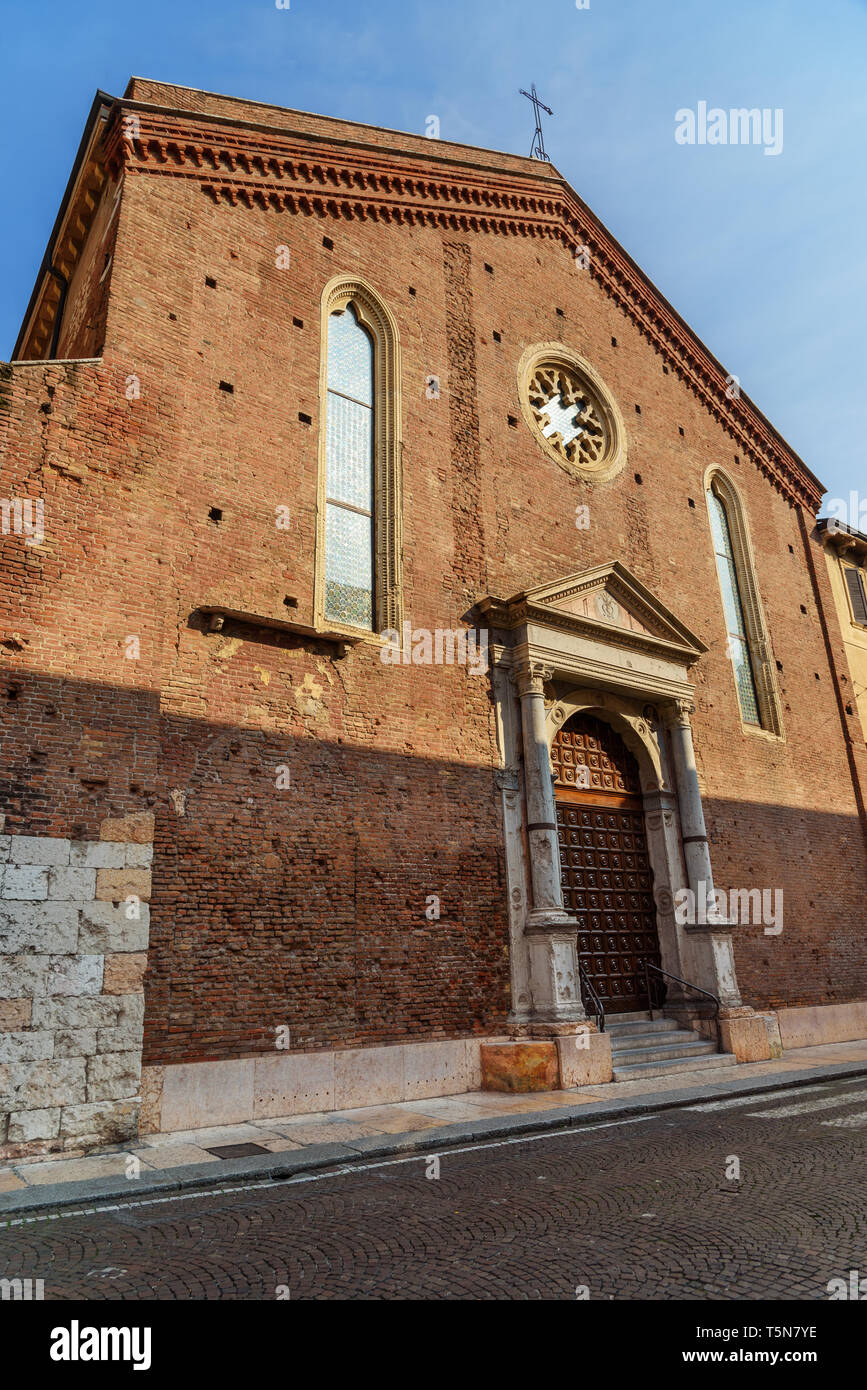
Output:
[8, 1057, 87, 1109]
[87, 1051, 142, 1102]
[31, 996, 120, 1029]
[8, 835, 71, 867]
[47, 867, 96, 901]
[0, 836, 11, 864]
[116, 994, 145, 1028]
[334, 1044, 405, 1110]
[0, 903, 79, 955]
[69, 840, 127, 869]
[160, 1058, 255, 1131]
[403, 1039, 469, 1100]
[3, 954, 104, 998]
[97, 1021, 145, 1054]
[60, 1098, 139, 1144]
[45, 954, 103, 996]
[125, 843, 154, 868]
[253, 1050, 335, 1118]
[0, 1031, 55, 1063]
[7, 1107, 61, 1142]
[54, 1028, 99, 1058]
[1, 866, 49, 900]
[78, 902, 149, 953]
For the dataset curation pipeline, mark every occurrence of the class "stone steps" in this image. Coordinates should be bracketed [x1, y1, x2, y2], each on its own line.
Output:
[604, 1009, 737, 1082]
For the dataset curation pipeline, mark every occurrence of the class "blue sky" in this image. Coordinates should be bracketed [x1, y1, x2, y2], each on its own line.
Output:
[2, 0, 864, 509]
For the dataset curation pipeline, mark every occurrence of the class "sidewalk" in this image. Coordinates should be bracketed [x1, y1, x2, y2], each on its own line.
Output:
[3, 1038, 867, 1218]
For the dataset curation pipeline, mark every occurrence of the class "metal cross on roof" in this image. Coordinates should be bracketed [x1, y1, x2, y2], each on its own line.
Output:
[519, 84, 553, 161]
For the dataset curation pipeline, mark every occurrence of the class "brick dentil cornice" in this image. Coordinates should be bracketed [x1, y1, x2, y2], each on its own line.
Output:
[97, 101, 820, 511]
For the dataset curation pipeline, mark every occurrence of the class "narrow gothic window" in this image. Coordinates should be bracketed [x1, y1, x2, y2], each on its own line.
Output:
[706, 474, 781, 735]
[316, 276, 403, 635]
[324, 305, 375, 628]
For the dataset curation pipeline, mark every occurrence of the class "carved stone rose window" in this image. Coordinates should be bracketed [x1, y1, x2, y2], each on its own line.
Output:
[518, 343, 627, 483]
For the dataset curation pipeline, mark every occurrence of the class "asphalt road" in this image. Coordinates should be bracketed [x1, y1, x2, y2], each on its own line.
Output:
[3, 1075, 866, 1300]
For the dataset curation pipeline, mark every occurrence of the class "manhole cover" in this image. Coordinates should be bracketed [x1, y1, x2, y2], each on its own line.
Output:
[204, 1143, 271, 1159]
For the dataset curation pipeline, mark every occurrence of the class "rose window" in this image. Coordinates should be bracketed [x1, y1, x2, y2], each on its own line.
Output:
[528, 364, 608, 470]
[518, 345, 626, 483]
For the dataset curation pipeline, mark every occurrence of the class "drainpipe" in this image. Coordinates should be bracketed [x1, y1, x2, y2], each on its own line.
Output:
[48, 267, 69, 360]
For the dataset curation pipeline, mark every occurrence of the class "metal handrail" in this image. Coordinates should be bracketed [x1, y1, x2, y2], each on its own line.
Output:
[642, 960, 721, 1051]
[578, 961, 605, 1034]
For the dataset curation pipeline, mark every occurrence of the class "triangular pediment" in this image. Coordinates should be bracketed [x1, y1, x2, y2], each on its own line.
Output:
[482, 561, 706, 660]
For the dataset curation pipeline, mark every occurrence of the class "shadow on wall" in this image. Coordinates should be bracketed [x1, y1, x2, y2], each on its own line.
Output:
[1, 667, 865, 1068]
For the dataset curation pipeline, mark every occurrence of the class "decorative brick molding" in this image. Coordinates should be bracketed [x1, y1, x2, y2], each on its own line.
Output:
[0, 815, 152, 1158]
[17, 88, 823, 510]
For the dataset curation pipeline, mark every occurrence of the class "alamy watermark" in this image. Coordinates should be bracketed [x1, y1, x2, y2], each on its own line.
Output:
[675, 880, 783, 936]
[675, 103, 783, 157]
[380, 624, 488, 674]
[1, 499, 44, 547]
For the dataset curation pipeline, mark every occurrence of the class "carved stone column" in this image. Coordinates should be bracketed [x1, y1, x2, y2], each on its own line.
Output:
[514, 661, 586, 1028]
[663, 698, 742, 1011]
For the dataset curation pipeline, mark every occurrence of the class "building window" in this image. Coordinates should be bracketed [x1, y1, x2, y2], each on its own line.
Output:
[324, 305, 375, 627]
[706, 472, 782, 735]
[843, 563, 867, 626]
[316, 276, 402, 634]
[517, 343, 627, 483]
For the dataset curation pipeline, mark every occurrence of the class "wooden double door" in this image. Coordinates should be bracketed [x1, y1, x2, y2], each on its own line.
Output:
[552, 712, 661, 1014]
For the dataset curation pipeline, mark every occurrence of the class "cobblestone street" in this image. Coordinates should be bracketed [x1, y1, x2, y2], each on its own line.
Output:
[2, 1075, 865, 1300]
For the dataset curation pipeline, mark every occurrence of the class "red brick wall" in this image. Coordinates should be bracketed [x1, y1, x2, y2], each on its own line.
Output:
[2, 94, 866, 1068]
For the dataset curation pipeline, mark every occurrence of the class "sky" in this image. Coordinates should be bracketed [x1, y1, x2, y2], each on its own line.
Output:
[2, 0, 864, 512]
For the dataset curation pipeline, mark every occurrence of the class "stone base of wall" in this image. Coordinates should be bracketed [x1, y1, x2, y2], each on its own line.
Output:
[142, 1037, 501, 1133]
[776, 1000, 867, 1049]
[0, 817, 152, 1160]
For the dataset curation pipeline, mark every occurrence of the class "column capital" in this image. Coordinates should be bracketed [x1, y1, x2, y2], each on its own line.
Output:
[512, 660, 554, 699]
[662, 697, 695, 730]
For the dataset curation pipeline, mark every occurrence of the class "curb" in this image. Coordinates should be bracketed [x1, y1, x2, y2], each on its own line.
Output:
[3, 1057, 867, 1219]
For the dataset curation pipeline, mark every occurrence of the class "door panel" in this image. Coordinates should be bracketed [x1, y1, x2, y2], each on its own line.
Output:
[553, 714, 661, 1013]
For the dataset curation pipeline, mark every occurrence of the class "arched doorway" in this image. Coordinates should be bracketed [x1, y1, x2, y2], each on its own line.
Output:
[552, 712, 661, 1014]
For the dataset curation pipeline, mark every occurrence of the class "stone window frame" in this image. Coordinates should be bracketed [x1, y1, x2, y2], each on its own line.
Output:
[516, 341, 627, 484]
[315, 274, 403, 637]
[704, 466, 784, 740]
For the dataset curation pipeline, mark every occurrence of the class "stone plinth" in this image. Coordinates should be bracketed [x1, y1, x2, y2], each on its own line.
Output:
[480, 1040, 559, 1093]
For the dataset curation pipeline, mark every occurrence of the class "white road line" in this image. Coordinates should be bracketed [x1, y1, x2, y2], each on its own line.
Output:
[821, 1110, 867, 1129]
[746, 1087, 867, 1119]
[686, 1078, 867, 1113]
[1, 1113, 655, 1226]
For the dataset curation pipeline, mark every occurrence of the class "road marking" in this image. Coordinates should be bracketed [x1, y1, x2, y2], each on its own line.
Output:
[1, 1114, 655, 1226]
[686, 1078, 867, 1113]
[746, 1087, 867, 1119]
[821, 1110, 867, 1129]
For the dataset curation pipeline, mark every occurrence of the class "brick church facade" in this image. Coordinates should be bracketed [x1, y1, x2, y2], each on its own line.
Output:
[1, 79, 866, 1155]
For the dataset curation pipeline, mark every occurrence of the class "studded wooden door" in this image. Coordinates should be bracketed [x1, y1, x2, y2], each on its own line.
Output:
[552, 713, 661, 1014]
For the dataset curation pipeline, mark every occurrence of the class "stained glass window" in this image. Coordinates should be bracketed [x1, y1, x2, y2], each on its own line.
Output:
[708, 487, 761, 725]
[324, 305, 374, 628]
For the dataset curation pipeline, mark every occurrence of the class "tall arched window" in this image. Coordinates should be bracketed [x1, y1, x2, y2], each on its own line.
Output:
[316, 276, 402, 635]
[705, 471, 782, 736]
[324, 304, 375, 628]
